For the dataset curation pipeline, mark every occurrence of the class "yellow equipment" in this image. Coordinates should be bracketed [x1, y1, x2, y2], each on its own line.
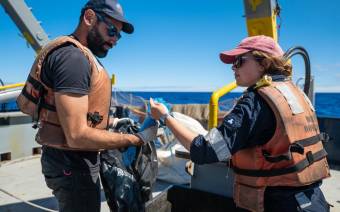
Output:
[0, 83, 24, 91]
[208, 0, 280, 129]
[244, 0, 280, 42]
[208, 82, 237, 129]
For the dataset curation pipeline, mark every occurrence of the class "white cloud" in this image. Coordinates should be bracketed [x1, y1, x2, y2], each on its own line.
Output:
[117, 84, 247, 92]
[117, 85, 215, 92]
[315, 85, 340, 92]
[313, 63, 340, 72]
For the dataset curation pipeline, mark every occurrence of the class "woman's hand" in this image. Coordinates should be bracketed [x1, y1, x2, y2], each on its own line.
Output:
[149, 98, 169, 120]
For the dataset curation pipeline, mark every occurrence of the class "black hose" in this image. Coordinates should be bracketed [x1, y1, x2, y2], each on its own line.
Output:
[283, 46, 311, 95]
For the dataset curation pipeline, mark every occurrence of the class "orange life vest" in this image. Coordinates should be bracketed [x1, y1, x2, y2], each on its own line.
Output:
[231, 80, 330, 212]
[17, 36, 111, 151]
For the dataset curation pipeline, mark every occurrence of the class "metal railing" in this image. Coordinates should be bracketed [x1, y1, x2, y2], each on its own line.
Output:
[208, 81, 237, 129]
[0, 82, 24, 91]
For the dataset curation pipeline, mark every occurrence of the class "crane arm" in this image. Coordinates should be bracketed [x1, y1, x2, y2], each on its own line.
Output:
[1, 0, 49, 52]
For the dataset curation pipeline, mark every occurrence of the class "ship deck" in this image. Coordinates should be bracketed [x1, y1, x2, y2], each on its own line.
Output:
[0, 155, 339, 211]
[0, 156, 174, 212]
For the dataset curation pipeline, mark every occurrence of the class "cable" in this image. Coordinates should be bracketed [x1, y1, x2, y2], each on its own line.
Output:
[283, 46, 311, 95]
[0, 188, 57, 212]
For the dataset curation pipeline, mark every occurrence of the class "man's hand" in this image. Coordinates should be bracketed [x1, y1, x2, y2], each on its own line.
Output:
[135, 121, 159, 144]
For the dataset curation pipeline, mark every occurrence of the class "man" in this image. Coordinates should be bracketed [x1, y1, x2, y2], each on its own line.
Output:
[16, 0, 157, 211]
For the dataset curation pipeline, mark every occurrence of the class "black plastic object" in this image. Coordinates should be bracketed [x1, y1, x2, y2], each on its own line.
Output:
[111, 106, 129, 119]
[283, 46, 311, 96]
[144, 185, 240, 212]
[100, 118, 158, 212]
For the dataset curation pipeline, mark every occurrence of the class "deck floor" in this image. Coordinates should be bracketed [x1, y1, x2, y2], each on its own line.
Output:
[0, 156, 339, 211]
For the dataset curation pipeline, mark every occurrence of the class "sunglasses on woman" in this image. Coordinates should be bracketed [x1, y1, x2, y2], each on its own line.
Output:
[233, 55, 263, 69]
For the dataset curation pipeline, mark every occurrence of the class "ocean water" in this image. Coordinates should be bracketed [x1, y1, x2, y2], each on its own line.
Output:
[128, 92, 340, 118]
[314, 93, 340, 118]
[1, 92, 340, 118]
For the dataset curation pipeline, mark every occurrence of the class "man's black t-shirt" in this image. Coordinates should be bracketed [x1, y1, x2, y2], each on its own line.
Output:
[41, 43, 91, 94]
[40, 42, 99, 172]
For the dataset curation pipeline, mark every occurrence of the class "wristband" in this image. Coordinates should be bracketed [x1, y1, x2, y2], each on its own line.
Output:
[159, 113, 171, 125]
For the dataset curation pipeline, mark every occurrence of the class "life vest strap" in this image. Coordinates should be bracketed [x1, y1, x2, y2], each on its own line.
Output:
[262, 142, 304, 163]
[296, 133, 329, 146]
[21, 86, 56, 112]
[262, 133, 328, 163]
[27, 74, 43, 90]
[233, 148, 328, 177]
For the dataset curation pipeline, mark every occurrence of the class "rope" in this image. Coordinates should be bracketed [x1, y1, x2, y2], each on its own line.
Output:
[0, 188, 57, 212]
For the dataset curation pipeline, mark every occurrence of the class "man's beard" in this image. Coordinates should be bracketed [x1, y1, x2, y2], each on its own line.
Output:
[87, 26, 109, 58]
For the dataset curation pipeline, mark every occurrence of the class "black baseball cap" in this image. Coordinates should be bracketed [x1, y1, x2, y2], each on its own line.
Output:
[83, 0, 134, 34]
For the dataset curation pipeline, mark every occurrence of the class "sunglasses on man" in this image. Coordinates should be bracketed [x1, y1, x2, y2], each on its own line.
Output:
[95, 13, 121, 40]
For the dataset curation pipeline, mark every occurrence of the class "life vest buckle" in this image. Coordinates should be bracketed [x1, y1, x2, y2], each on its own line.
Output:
[306, 151, 314, 164]
[290, 143, 304, 155]
[321, 132, 330, 143]
[32, 121, 41, 129]
[255, 75, 272, 89]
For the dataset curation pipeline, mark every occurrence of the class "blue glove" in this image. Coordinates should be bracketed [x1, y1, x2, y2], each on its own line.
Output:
[122, 147, 137, 167]
[135, 118, 159, 144]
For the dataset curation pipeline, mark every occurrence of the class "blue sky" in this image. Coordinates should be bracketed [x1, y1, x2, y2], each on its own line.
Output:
[1, 0, 340, 92]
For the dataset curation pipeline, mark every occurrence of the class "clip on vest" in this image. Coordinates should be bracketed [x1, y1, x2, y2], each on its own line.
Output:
[321, 132, 330, 143]
[32, 88, 46, 129]
[32, 121, 41, 129]
[262, 143, 305, 163]
[306, 151, 315, 164]
[255, 75, 272, 89]
[87, 112, 103, 126]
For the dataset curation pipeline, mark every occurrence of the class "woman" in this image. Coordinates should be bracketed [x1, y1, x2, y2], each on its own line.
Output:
[150, 35, 330, 212]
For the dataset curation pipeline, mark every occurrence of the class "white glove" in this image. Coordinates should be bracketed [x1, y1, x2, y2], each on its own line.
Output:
[136, 121, 159, 144]
[110, 117, 134, 130]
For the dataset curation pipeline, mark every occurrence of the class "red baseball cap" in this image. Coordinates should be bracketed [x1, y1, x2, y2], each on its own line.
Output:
[220, 35, 284, 64]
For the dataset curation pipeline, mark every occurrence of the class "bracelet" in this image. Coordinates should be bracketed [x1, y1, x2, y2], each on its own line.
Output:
[159, 113, 171, 125]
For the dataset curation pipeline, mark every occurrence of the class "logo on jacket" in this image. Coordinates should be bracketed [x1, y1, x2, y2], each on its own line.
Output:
[227, 118, 234, 125]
